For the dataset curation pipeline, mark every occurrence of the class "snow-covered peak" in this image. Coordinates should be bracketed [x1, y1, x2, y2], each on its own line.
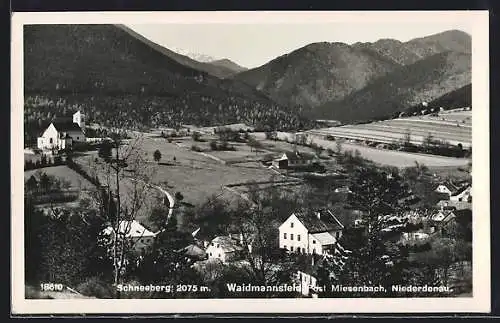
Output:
[170, 47, 219, 63]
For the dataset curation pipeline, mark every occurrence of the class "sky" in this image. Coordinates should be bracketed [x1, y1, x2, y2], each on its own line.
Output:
[127, 21, 473, 69]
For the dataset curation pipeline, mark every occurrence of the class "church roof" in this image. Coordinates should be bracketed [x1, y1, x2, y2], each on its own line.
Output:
[52, 120, 82, 132]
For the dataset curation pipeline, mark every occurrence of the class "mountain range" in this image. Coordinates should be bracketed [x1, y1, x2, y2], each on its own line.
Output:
[24, 24, 312, 135]
[313, 50, 471, 123]
[118, 26, 248, 79]
[232, 29, 471, 123]
[24, 25, 472, 132]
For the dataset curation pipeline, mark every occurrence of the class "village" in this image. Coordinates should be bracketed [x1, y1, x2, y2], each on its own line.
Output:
[24, 109, 472, 299]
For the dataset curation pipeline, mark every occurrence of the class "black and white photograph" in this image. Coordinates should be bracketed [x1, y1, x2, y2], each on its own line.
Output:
[11, 11, 490, 314]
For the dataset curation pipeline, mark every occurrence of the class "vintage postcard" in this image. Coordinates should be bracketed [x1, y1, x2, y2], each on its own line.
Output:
[11, 11, 490, 314]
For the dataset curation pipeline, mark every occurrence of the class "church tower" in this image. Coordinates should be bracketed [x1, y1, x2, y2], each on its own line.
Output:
[73, 111, 86, 133]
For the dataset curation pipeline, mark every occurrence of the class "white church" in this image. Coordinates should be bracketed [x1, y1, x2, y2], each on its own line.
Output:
[37, 111, 86, 151]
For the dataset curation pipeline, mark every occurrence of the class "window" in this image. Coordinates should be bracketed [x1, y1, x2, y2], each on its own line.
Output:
[297, 234, 301, 241]
[290, 246, 294, 251]
[312, 248, 316, 254]
[140, 239, 144, 243]
[336, 232, 340, 239]
[49, 138, 53, 144]
[218, 254, 221, 258]
[283, 245, 287, 249]
[290, 222, 294, 228]
[209, 252, 212, 256]
[283, 233, 287, 239]
[217, 244, 220, 248]
[312, 240, 316, 244]
[76, 137, 79, 140]
[302, 248, 306, 253]
[290, 234, 294, 240]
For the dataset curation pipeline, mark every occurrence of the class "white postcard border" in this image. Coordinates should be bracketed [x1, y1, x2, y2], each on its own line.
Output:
[11, 10, 490, 314]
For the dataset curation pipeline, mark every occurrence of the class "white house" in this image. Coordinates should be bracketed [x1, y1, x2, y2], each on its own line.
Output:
[205, 236, 244, 263]
[37, 111, 86, 151]
[272, 151, 319, 169]
[435, 184, 456, 196]
[279, 209, 344, 255]
[431, 208, 456, 224]
[450, 185, 472, 202]
[296, 270, 319, 297]
[103, 220, 156, 254]
[400, 231, 430, 245]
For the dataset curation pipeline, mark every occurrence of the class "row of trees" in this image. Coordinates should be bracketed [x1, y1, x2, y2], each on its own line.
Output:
[399, 131, 471, 158]
[24, 93, 316, 145]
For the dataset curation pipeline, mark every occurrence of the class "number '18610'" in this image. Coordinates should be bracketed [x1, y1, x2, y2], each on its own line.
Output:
[40, 283, 64, 292]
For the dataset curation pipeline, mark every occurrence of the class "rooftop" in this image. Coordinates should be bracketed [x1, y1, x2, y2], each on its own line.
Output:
[52, 119, 83, 132]
[293, 209, 344, 233]
[208, 236, 244, 253]
[310, 232, 337, 246]
[103, 220, 156, 238]
[279, 151, 317, 162]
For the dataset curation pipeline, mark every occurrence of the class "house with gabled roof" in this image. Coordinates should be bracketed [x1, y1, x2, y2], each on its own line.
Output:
[37, 111, 86, 151]
[450, 185, 472, 202]
[434, 181, 460, 196]
[103, 220, 156, 254]
[272, 151, 319, 169]
[205, 235, 244, 263]
[279, 209, 344, 256]
[431, 208, 456, 224]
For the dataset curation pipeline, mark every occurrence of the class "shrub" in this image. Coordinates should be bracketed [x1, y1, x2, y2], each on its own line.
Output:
[175, 192, 184, 201]
[25, 160, 34, 170]
[191, 145, 203, 152]
[40, 154, 47, 165]
[209, 140, 218, 151]
[76, 277, 114, 299]
[192, 131, 202, 142]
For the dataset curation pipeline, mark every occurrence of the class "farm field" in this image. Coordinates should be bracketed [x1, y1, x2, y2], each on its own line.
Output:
[309, 109, 472, 148]
[24, 165, 95, 190]
[73, 136, 294, 231]
[275, 132, 470, 168]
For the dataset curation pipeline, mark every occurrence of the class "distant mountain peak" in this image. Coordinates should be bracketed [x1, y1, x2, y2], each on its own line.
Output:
[170, 47, 219, 63]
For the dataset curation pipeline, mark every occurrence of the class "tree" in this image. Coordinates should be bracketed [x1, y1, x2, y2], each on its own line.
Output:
[133, 219, 201, 298]
[175, 192, 184, 202]
[210, 140, 218, 151]
[335, 140, 343, 155]
[402, 130, 412, 148]
[98, 141, 113, 162]
[153, 149, 162, 163]
[225, 184, 301, 292]
[88, 134, 156, 297]
[296, 133, 309, 146]
[191, 131, 202, 142]
[341, 166, 411, 289]
[25, 198, 112, 288]
[423, 132, 434, 151]
[247, 135, 262, 153]
[311, 143, 324, 156]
